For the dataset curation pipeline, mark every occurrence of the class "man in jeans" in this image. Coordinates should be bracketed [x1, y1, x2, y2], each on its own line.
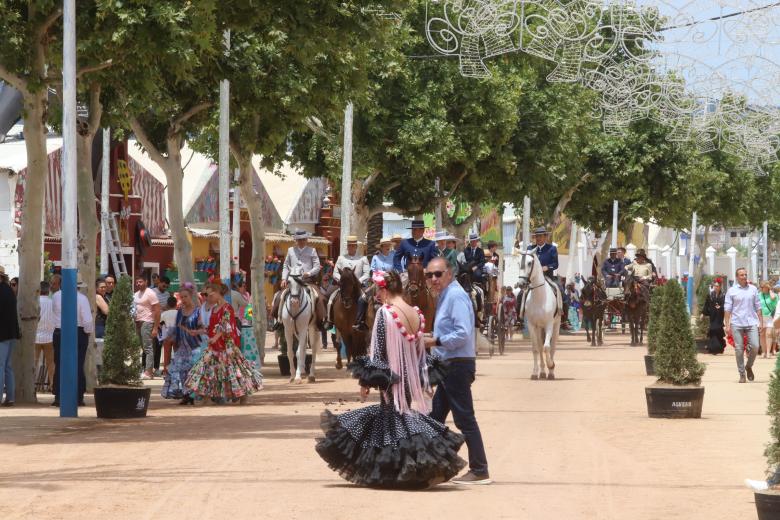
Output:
[151, 275, 171, 374]
[724, 267, 763, 383]
[134, 276, 160, 380]
[424, 257, 491, 485]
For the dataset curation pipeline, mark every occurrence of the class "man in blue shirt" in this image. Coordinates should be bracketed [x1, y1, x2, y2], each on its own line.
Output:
[424, 257, 491, 485]
[724, 267, 763, 383]
[527, 227, 558, 279]
[393, 220, 437, 271]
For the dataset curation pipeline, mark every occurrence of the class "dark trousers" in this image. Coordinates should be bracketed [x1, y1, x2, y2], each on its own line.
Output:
[53, 327, 88, 401]
[430, 359, 489, 475]
[149, 337, 162, 370]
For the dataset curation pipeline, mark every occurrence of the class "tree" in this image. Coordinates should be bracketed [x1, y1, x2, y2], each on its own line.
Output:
[189, 1, 401, 353]
[654, 280, 705, 385]
[292, 0, 525, 238]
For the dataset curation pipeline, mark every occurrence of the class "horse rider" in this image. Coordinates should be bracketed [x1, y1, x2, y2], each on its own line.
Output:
[527, 227, 558, 281]
[601, 247, 626, 289]
[371, 237, 395, 273]
[627, 248, 655, 287]
[434, 230, 447, 257]
[393, 219, 437, 275]
[461, 232, 487, 284]
[324, 236, 371, 331]
[271, 229, 325, 331]
[617, 246, 632, 269]
[390, 233, 403, 254]
[440, 232, 460, 275]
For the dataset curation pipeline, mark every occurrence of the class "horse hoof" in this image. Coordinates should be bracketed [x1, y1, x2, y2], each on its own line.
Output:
[531, 374, 539, 380]
[547, 373, 555, 380]
[308, 376, 316, 383]
[295, 378, 303, 385]
[539, 373, 547, 379]
[335, 361, 343, 370]
[289, 377, 296, 383]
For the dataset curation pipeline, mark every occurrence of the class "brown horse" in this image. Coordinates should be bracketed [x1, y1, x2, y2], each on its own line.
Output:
[623, 273, 650, 346]
[404, 257, 437, 330]
[580, 277, 606, 346]
[332, 266, 369, 368]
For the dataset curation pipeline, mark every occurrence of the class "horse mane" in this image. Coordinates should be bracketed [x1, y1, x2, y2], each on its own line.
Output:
[339, 266, 361, 299]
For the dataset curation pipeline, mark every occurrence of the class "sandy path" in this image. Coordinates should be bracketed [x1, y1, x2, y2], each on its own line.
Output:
[0, 330, 771, 520]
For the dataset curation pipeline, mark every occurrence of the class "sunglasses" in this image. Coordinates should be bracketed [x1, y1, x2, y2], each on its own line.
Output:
[425, 271, 446, 279]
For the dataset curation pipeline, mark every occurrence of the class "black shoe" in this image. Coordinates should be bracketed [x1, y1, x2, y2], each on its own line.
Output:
[747, 366, 755, 381]
[78, 400, 86, 407]
[1, 400, 14, 407]
[51, 400, 60, 406]
[352, 322, 369, 332]
[452, 471, 492, 485]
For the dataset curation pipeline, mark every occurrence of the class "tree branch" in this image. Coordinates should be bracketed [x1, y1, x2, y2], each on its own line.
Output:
[35, 7, 63, 40]
[549, 173, 591, 229]
[129, 117, 166, 166]
[446, 169, 470, 198]
[0, 64, 27, 94]
[76, 59, 114, 79]
[170, 101, 212, 134]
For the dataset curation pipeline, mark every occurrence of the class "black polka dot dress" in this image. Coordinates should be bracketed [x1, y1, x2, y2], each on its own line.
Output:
[315, 310, 466, 489]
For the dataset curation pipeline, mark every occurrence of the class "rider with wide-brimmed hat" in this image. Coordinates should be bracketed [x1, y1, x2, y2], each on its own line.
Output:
[393, 220, 437, 272]
[601, 247, 626, 288]
[461, 232, 487, 283]
[324, 236, 370, 331]
[439, 232, 460, 275]
[527, 227, 558, 280]
[628, 248, 655, 283]
[271, 229, 325, 331]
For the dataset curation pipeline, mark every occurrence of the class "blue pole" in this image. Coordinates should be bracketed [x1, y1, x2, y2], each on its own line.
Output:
[60, 269, 78, 417]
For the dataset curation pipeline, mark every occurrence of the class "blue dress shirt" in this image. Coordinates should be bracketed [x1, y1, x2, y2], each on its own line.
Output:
[528, 242, 559, 273]
[433, 281, 476, 360]
[393, 237, 437, 272]
[370, 251, 395, 273]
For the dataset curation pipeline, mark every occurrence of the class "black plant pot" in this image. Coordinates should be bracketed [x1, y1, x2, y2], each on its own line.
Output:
[278, 354, 312, 377]
[755, 490, 780, 520]
[645, 385, 704, 418]
[94, 386, 152, 419]
[644, 354, 655, 376]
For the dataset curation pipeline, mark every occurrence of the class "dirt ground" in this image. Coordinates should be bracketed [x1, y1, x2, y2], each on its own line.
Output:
[0, 329, 773, 520]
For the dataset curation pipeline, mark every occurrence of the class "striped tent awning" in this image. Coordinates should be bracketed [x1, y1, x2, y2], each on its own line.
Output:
[14, 144, 167, 238]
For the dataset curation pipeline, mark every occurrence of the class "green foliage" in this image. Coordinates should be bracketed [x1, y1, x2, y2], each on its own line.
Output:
[654, 280, 706, 385]
[764, 359, 780, 476]
[646, 283, 667, 355]
[100, 276, 142, 386]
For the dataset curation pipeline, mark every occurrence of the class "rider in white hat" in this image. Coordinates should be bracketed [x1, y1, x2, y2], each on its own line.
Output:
[324, 236, 370, 331]
[272, 229, 324, 330]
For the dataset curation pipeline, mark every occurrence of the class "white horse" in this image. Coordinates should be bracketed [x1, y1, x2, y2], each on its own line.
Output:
[281, 265, 320, 383]
[517, 250, 562, 380]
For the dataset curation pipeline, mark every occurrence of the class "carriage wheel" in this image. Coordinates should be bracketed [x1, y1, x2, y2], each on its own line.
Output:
[487, 316, 495, 358]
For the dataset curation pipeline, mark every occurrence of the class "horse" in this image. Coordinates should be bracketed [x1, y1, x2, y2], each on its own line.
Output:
[332, 266, 369, 369]
[457, 265, 484, 328]
[623, 272, 650, 346]
[580, 277, 606, 346]
[404, 256, 437, 331]
[517, 250, 561, 380]
[280, 265, 321, 383]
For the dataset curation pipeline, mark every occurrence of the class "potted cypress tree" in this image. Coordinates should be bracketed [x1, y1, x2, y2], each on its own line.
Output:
[645, 283, 667, 376]
[645, 280, 706, 418]
[755, 360, 780, 518]
[93, 276, 152, 418]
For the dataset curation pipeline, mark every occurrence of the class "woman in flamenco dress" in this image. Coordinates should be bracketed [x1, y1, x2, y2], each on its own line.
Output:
[316, 270, 466, 489]
[185, 282, 263, 404]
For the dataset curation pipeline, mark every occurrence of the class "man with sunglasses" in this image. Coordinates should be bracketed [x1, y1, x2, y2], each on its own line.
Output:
[423, 257, 491, 485]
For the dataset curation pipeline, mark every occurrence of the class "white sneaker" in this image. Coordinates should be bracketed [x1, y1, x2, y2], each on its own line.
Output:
[745, 478, 769, 491]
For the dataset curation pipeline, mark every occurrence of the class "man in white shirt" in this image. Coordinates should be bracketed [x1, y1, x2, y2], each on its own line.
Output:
[326, 236, 370, 331]
[134, 276, 161, 379]
[724, 267, 763, 383]
[36, 281, 56, 392]
[51, 278, 94, 406]
[272, 230, 324, 330]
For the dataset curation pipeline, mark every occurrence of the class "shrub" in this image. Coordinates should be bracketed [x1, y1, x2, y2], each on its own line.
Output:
[764, 359, 780, 481]
[646, 283, 667, 355]
[654, 280, 706, 385]
[100, 276, 142, 386]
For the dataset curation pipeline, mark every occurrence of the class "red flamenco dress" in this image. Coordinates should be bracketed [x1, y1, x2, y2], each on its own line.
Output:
[186, 303, 263, 399]
[316, 305, 465, 489]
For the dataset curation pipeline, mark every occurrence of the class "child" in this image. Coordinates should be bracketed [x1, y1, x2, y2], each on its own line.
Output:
[502, 286, 517, 340]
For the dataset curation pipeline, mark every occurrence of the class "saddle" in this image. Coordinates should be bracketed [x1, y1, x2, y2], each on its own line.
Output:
[519, 276, 562, 319]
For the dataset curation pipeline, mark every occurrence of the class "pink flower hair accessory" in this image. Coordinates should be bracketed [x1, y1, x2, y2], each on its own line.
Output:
[372, 270, 388, 288]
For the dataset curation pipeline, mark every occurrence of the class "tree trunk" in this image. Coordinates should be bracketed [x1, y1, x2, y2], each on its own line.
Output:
[236, 155, 267, 360]
[366, 212, 383, 260]
[13, 92, 48, 403]
[443, 203, 481, 241]
[349, 180, 370, 241]
[76, 130, 100, 390]
[161, 139, 194, 284]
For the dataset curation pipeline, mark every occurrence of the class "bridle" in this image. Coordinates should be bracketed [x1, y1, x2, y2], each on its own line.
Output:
[518, 249, 544, 291]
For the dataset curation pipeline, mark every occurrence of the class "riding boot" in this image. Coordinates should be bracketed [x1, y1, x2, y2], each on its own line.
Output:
[352, 297, 369, 331]
[270, 293, 283, 331]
